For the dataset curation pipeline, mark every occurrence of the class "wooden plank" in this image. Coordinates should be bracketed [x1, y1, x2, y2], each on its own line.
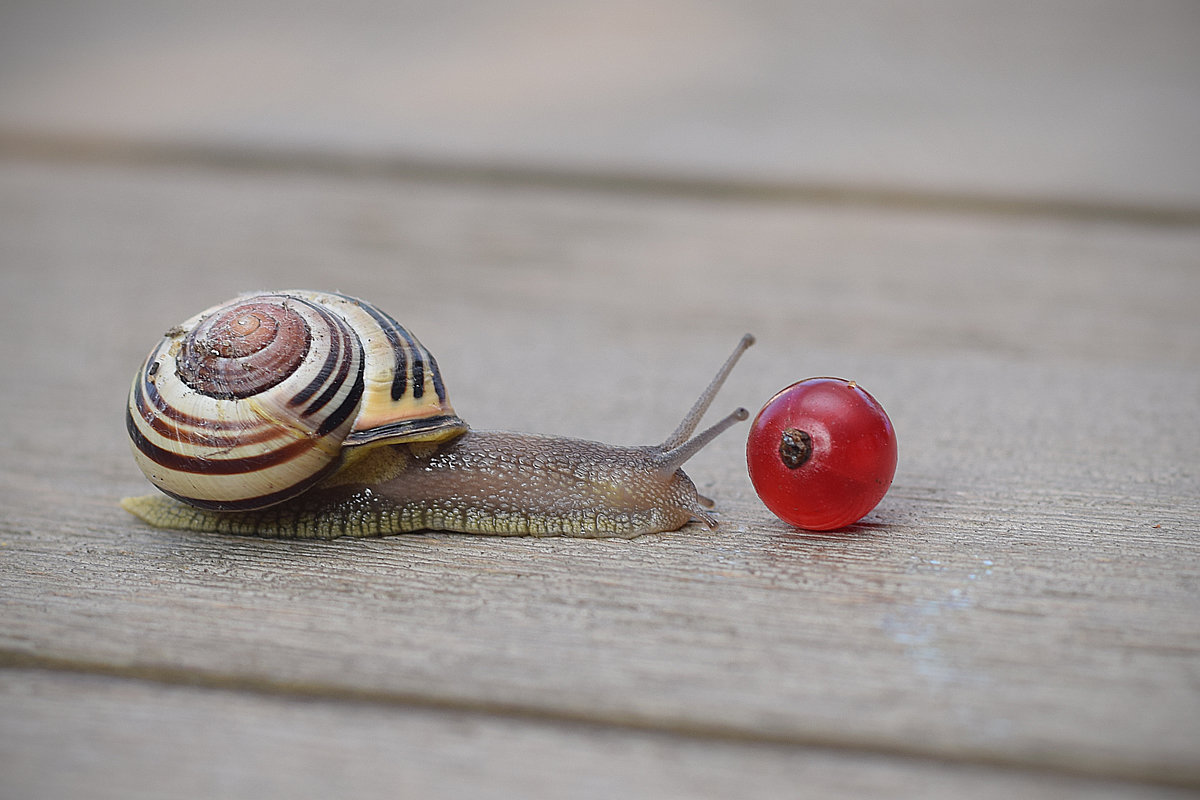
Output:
[1, 2, 1198, 208]
[5, 670, 1192, 800]
[0, 156, 1198, 793]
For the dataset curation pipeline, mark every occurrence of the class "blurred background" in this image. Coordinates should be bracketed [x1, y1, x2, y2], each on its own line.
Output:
[2, 0, 1198, 210]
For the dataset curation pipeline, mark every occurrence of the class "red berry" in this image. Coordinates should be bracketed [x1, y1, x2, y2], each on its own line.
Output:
[746, 378, 897, 530]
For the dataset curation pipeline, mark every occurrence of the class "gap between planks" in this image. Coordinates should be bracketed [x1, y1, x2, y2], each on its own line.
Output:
[2, 648, 1196, 792]
[2, 129, 1199, 228]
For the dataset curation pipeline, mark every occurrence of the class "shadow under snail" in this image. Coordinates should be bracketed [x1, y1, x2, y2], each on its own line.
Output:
[122, 290, 753, 539]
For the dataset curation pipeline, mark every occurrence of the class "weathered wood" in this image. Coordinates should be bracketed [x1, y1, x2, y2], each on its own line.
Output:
[3, 669, 1194, 800]
[0, 155, 1198, 797]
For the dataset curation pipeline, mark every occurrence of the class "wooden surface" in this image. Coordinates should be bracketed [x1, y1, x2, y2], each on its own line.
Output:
[2, 3, 1199, 798]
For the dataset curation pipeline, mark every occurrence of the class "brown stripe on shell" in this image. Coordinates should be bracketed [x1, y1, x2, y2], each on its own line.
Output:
[133, 398, 272, 451]
[333, 291, 448, 404]
[289, 299, 357, 415]
[126, 403, 327, 476]
[281, 299, 368, 436]
[151, 457, 345, 511]
[133, 365, 279, 449]
[321, 291, 463, 444]
[426, 349, 448, 404]
[314, 366, 365, 436]
[343, 295, 414, 401]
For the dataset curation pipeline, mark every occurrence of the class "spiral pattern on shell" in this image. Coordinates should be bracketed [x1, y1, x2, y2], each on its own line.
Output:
[126, 291, 466, 510]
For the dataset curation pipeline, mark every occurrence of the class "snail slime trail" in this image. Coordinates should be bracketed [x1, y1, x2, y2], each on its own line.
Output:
[123, 290, 754, 539]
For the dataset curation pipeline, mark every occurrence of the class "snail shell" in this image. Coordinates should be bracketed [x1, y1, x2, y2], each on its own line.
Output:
[125, 290, 467, 510]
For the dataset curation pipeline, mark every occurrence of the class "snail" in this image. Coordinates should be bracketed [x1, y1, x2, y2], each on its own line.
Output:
[122, 290, 753, 539]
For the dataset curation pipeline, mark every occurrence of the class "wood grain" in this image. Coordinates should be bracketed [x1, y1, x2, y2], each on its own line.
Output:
[0, 154, 1198, 796]
[6, 670, 1195, 800]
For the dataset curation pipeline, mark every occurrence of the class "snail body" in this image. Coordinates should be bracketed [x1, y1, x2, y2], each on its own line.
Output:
[123, 290, 752, 539]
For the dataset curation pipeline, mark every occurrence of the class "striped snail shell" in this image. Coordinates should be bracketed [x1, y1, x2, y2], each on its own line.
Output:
[126, 290, 467, 511]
